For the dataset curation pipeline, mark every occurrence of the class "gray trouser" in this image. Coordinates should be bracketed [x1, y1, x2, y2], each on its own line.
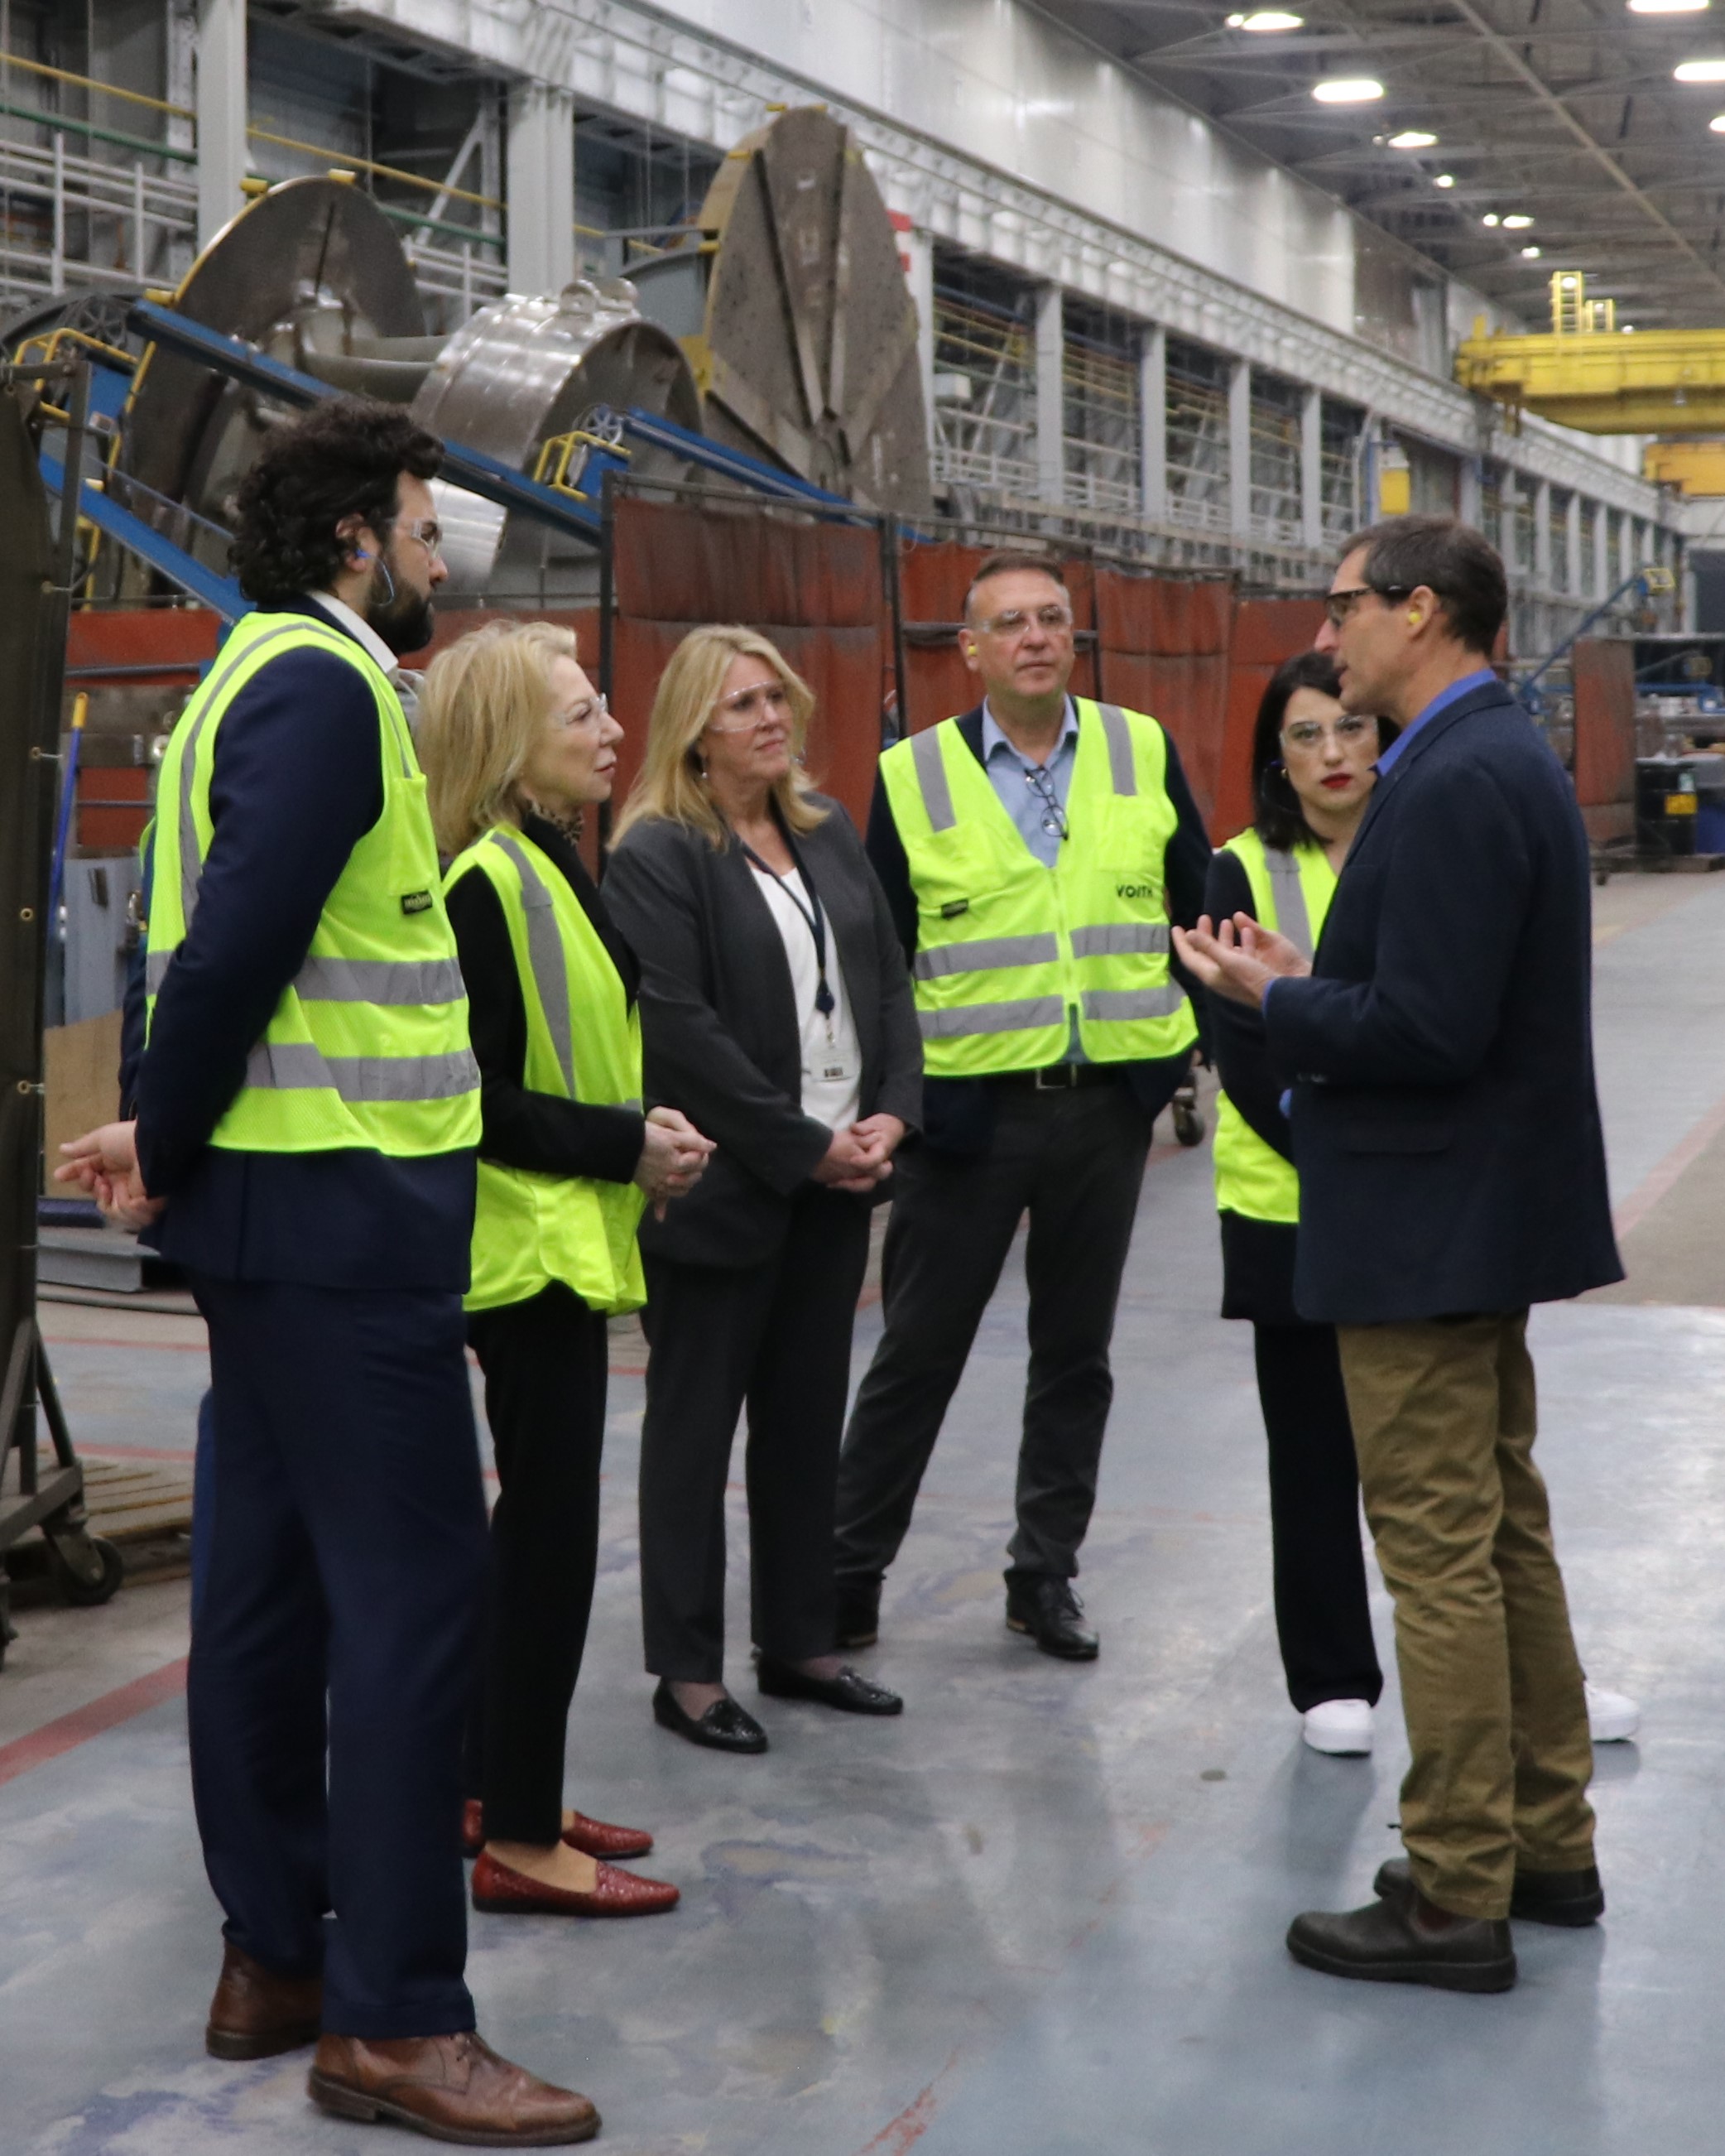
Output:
[834, 1080, 1151, 1586]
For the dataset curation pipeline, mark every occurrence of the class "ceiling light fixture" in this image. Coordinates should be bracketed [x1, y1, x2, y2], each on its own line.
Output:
[1502, 213, 1535, 228]
[1521, 245, 1543, 257]
[1675, 56, 1725, 76]
[1228, 9, 1305, 26]
[1389, 129, 1438, 147]
[1631, 0, 1708, 13]
[1312, 76, 1385, 101]
[1482, 212, 1502, 225]
[1434, 172, 1456, 186]
[1710, 110, 1725, 126]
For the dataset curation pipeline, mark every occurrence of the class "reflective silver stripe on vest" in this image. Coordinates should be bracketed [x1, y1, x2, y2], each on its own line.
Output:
[175, 622, 324, 930]
[1096, 703, 1137, 796]
[1068, 922, 1170, 960]
[913, 932, 1060, 981]
[1080, 986, 1187, 1023]
[294, 956, 466, 1004]
[1264, 847, 1315, 960]
[145, 949, 171, 994]
[490, 830, 576, 1098]
[917, 995, 1065, 1041]
[911, 724, 958, 833]
[243, 1041, 480, 1101]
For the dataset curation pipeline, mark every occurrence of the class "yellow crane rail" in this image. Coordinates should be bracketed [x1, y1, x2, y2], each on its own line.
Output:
[1454, 272, 1725, 434]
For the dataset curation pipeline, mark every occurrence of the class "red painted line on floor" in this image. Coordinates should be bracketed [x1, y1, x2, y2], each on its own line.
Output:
[1614, 1085, 1725, 1239]
[38, 1334, 209, 1354]
[0, 1656, 188, 1789]
[852, 2048, 966, 2155]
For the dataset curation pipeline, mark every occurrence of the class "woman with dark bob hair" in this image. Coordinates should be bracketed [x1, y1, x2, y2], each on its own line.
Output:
[1204, 652, 1397, 1759]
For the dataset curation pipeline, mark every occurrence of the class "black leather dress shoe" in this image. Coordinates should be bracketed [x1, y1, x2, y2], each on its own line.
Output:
[1005, 1577, 1099, 1661]
[834, 1577, 882, 1649]
[756, 1656, 903, 1714]
[1375, 1853, 1604, 1927]
[1287, 1892, 1516, 1993]
[651, 1680, 768, 1754]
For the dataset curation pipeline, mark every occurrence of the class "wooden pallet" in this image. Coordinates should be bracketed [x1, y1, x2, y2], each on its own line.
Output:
[1, 1452, 194, 1597]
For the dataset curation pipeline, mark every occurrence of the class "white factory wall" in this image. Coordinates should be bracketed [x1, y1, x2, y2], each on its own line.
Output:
[627, 0, 1357, 341]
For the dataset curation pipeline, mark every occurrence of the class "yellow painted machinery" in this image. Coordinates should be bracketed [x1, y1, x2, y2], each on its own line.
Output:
[1455, 273, 1725, 436]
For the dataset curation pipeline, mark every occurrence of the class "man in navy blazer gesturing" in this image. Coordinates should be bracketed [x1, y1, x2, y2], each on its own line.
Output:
[1178, 515, 1622, 1995]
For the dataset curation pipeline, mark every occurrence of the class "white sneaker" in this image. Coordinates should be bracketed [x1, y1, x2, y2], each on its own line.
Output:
[1586, 1681, 1641, 1744]
[1301, 1699, 1375, 1755]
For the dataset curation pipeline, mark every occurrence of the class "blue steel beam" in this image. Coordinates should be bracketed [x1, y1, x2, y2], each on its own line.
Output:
[40, 450, 249, 620]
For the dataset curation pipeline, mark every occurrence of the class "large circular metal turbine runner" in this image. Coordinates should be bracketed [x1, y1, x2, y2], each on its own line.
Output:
[410, 280, 700, 599]
[632, 105, 931, 517]
[117, 176, 429, 595]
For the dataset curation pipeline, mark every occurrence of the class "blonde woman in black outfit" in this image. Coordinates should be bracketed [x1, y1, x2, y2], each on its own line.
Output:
[419, 621, 710, 1914]
[603, 625, 923, 1754]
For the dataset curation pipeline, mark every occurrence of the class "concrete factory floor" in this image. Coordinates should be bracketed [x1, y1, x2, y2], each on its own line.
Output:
[6, 867, 1725, 2154]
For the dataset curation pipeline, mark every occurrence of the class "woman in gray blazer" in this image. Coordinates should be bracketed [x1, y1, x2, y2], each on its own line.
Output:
[604, 625, 923, 1754]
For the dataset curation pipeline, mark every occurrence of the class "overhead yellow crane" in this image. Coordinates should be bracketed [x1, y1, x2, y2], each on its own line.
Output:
[1455, 272, 1725, 443]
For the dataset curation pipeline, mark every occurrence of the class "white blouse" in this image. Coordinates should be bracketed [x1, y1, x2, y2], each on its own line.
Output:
[747, 861, 863, 1135]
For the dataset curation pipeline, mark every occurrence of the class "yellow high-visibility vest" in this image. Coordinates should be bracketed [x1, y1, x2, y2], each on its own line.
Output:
[878, 700, 1197, 1076]
[146, 609, 480, 1158]
[445, 825, 646, 1316]
[1210, 828, 1336, 1225]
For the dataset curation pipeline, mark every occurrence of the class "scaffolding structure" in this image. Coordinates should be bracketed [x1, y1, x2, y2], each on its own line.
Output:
[1249, 371, 1302, 550]
[1165, 336, 1231, 538]
[930, 253, 1040, 501]
[1062, 296, 1138, 517]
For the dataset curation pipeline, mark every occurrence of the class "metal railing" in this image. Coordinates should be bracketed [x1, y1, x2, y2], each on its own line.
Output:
[0, 128, 197, 307]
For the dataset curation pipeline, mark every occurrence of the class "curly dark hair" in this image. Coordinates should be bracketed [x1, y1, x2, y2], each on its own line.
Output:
[1252, 649, 1399, 852]
[228, 396, 443, 604]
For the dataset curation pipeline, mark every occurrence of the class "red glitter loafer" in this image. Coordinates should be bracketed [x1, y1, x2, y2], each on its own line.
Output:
[470, 1848, 680, 1918]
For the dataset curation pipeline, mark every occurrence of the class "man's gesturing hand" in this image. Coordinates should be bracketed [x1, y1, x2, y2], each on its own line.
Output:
[1172, 913, 1313, 1008]
[55, 1119, 166, 1232]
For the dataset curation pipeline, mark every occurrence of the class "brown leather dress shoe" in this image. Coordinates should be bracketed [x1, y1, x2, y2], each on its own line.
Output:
[463, 1797, 653, 1862]
[309, 2031, 598, 2145]
[205, 1940, 323, 2060]
[471, 1847, 680, 1918]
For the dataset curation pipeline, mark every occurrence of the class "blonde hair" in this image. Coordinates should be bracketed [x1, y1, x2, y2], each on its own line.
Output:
[417, 619, 579, 855]
[611, 623, 826, 849]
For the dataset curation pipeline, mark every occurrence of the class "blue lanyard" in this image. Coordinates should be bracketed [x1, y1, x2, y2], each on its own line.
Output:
[737, 835, 835, 1017]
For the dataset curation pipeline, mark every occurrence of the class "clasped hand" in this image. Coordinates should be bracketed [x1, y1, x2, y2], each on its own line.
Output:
[54, 1119, 165, 1232]
[1172, 914, 1311, 1008]
[812, 1113, 906, 1196]
[635, 1106, 716, 1220]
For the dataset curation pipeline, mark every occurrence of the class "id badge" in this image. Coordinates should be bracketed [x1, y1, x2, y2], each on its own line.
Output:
[813, 1049, 859, 1087]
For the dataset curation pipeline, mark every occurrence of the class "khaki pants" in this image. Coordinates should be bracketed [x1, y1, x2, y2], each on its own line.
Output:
[1336, 1311, 1596, 1920]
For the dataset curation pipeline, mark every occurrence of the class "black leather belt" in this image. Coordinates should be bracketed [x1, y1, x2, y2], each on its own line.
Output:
[992, 1064, 1120, 1093]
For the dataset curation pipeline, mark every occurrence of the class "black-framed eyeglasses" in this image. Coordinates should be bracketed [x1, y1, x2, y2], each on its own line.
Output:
[1021, 760, 1069, 840]
[1324, 582, 1412, 628]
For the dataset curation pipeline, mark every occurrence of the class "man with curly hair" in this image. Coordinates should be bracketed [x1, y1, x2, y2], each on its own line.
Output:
[60, 397, 599, 2144]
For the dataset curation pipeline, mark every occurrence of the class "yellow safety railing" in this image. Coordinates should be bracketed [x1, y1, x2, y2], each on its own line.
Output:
[533, 428, 632, 502]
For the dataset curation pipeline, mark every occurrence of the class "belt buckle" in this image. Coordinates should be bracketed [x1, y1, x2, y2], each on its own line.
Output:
[1033, 1064, 1076, 1092]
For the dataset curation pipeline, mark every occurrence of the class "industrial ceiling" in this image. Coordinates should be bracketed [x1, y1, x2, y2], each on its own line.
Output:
[1038, 0, 1725, 328]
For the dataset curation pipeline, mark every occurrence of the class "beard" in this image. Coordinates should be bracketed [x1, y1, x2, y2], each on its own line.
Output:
[364, 554, 435, 657]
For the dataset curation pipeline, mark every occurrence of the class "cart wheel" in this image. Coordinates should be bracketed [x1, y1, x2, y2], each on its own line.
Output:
[49, 1535, 124, 1608]
[1172, 1100, 1206, 1148]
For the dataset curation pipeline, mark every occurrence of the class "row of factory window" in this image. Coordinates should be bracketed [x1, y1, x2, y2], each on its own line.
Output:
[930, 245, 1661, 583]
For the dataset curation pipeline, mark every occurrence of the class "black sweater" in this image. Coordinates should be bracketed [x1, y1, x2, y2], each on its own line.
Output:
[442, 813, 646, 1187]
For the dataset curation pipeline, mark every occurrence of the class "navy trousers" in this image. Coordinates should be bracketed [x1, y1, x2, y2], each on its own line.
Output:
[185, 1276, 488, 2038]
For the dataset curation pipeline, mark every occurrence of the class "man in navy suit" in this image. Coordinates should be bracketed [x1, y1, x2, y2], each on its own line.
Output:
[1178, 516, 1622, 1994]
